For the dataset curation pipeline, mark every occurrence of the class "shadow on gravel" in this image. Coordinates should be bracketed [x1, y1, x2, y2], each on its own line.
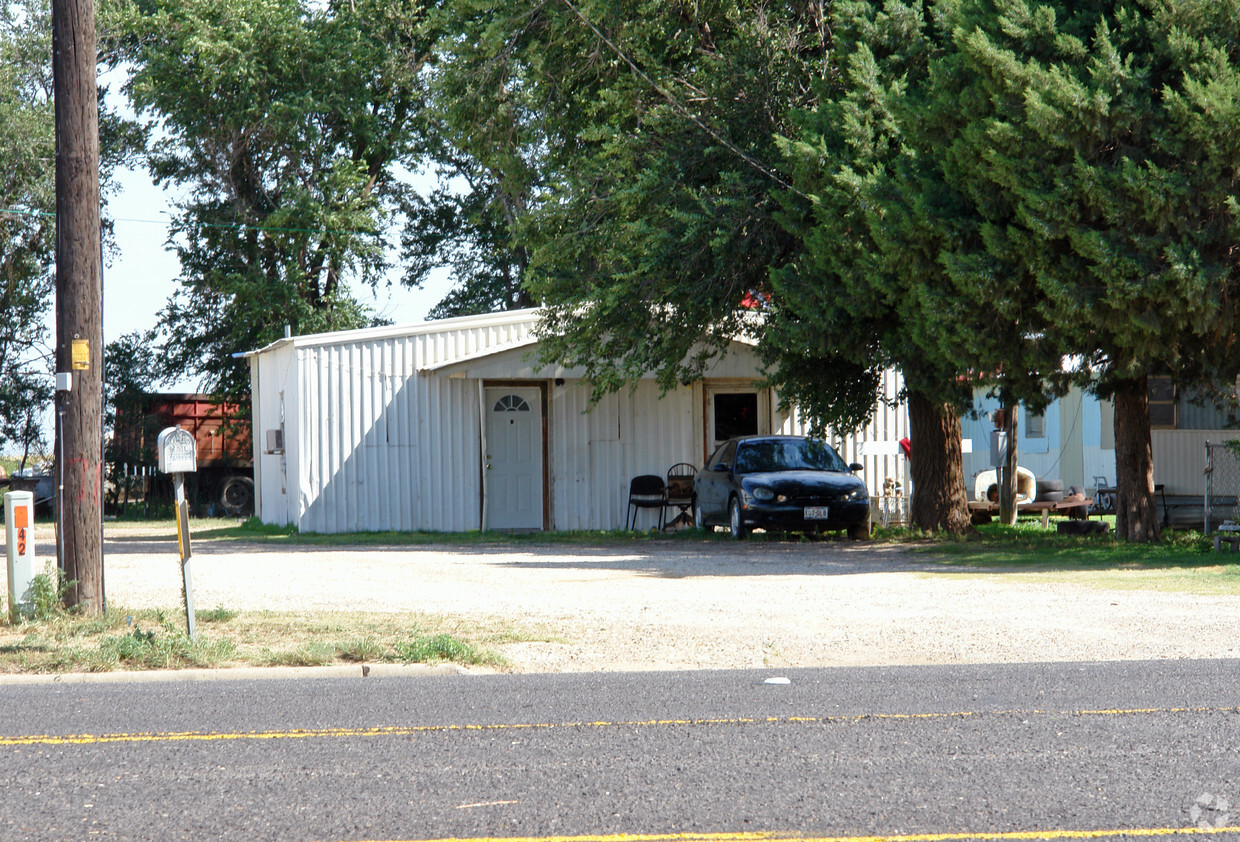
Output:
[93, 533, 958, 578]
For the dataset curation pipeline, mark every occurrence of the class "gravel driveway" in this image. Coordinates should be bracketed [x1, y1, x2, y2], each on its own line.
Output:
[9, 527, 1240, 672]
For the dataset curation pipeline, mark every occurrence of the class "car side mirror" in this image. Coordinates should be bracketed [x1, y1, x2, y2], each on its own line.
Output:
[849, 463, 864, 473]
[715, 463, 729, 473]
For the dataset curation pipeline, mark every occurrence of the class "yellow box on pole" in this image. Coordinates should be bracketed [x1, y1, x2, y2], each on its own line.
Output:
[71, 338, 90, 370]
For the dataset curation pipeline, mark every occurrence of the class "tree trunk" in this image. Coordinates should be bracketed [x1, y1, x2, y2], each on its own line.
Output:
[998, 402, 1019, 525]
[1112, 376, 1160, 542]
[907, 390, 972, 534]
[53, 0, 104, 613]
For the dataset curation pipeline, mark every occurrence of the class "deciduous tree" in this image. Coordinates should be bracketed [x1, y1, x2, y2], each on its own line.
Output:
[0, 0, 56, 464]
[1, 0, 136, 465]
[493, 1, 832, 398]
[108, 0, 437, 397]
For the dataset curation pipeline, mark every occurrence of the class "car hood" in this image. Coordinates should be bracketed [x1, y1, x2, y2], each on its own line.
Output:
[742, 470, 865, 494]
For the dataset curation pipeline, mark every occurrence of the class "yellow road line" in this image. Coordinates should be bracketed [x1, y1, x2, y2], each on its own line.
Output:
[349, 828, 1240, 841]
[2, 706, 1237, 747]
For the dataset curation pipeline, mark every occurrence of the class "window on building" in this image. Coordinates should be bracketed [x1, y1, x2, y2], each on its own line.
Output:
[493, 394, 531, 413]
[714, 393, 758, 441]
[1148, 376, 1177, 429]
[1025, 408, 1045, 439]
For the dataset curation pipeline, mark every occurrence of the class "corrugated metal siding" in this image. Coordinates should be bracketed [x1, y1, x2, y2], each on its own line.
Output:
[414, 373, 480, 531]
[289, 329, 489, 534]
[253, 345, 298, 526]
[778, 368, 910, 498]
[1178, 393, 1235, 430]
[550, 381, 698, 530]
[420, 316, 534, 369]
[1152, 430, 1225, 495]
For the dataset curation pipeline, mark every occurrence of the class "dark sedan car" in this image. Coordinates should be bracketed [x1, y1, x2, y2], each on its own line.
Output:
[692, 435, 870, 539]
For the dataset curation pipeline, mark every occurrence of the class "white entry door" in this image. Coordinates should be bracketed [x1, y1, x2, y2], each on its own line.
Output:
[485, 386, 543, 530]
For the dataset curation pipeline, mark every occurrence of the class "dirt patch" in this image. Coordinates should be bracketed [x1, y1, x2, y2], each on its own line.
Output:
[5, 525, 1239, 673]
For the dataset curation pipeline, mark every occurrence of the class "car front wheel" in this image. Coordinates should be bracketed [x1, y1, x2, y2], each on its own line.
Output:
[728, 497, 747, 540]
[848, 521, 870, 540]
[693, 499, 706, 531]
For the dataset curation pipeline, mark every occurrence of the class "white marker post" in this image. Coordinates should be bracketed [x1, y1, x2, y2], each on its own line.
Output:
[4, 491, 37, 622]
[158, 427, 198, 640]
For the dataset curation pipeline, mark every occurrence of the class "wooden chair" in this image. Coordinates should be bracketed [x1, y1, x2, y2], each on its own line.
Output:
[663, 463, 696, 529]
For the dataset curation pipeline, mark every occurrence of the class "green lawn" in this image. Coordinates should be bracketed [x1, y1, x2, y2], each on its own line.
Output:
[906, 519, 1240, 595]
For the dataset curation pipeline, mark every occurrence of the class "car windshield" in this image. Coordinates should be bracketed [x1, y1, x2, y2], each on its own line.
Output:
[734, 438, 848, 473]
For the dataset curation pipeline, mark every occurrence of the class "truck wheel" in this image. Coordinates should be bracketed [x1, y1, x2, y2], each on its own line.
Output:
[221, 476, 254, 516]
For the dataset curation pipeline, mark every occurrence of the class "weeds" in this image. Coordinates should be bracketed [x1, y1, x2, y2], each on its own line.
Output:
[197, 606, 239, 623]
[336, 637, 385, 662]
[0, 606, 511, 674]
[24, 564, 76, 622]
[395, 632, 496, 666]
[260, 642, 338, 667]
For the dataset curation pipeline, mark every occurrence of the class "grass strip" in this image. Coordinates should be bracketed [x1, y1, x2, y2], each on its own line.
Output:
[0, 605, 535, 674]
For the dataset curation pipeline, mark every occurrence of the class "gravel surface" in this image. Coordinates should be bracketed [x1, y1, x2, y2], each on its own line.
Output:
[7, 526, 1240, 673]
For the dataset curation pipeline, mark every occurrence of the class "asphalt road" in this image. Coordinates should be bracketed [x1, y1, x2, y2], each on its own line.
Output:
[1, 660, 1238, 841]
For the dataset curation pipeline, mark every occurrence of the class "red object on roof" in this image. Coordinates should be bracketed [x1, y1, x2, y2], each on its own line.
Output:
[740, 291, 767, 310]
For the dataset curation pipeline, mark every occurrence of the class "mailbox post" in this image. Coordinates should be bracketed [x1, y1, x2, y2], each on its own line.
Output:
[158, 426, 198, 640]
[5, 491, 37, 623]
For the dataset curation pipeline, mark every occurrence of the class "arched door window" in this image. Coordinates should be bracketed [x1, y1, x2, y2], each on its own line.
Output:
[493, 394, 531, 413]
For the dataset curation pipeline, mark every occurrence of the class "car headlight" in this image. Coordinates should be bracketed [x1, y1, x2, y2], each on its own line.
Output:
[751, 486, 775, 501]
[841, 487, 868, 502]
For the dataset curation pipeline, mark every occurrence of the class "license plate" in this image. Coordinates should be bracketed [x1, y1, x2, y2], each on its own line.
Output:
[804, 506, 829, 520]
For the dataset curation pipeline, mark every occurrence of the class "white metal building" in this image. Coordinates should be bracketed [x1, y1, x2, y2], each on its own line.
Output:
[245, 308, 911, 533]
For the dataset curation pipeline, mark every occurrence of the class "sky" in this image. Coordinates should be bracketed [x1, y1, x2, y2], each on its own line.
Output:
[102, 164, 457, 392]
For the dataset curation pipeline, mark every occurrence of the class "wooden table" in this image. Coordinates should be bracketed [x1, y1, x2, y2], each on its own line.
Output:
[968, 497, 1095, 528]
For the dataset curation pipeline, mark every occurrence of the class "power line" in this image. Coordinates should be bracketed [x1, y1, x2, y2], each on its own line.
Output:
[0, 207, 55, 219]
[0, 206, 382, 238]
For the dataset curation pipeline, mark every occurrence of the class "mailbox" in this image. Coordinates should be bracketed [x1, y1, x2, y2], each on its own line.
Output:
[156, 426, 200, 639]
[5, 491, 37, 622]
[157, 426, 197, 474]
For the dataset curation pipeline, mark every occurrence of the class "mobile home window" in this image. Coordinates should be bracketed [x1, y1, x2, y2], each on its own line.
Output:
[1148, 376, 1177, 429]
[1025, 408, 1045, 439]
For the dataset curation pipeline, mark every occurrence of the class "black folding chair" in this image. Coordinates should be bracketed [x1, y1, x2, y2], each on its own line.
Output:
[626, 474, 666, 530]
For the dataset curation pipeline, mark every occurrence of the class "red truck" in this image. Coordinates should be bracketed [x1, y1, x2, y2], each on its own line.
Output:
[112, 393, 254, 516]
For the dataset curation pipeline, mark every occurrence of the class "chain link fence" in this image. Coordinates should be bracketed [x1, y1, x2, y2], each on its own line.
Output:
[1203, 441, 1240, 534]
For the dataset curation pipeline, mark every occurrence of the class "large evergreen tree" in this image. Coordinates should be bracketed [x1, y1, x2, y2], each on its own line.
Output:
[927, 0, 1240, 540]
[431, 1, 984, 531]
[770, 0, 983, 533]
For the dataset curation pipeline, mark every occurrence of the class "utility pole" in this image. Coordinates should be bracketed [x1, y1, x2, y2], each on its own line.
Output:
[53, 0, 104, 613]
